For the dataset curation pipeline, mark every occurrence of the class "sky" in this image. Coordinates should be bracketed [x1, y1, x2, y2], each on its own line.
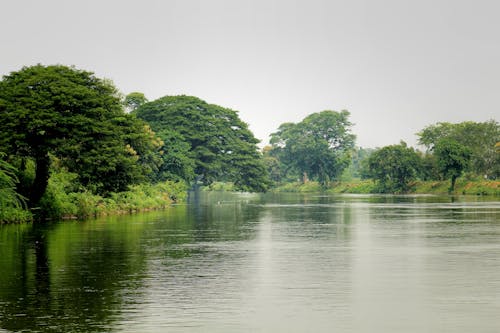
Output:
[1, 0, 499, 148]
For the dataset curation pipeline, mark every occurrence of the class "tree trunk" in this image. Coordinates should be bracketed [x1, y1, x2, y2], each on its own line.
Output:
[302, 172, 309, 184]
[449, 175, 457, 194]
[29, 153, 50, 207]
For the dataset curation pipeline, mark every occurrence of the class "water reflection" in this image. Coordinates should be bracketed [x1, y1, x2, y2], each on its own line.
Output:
[0, 215, 154, 332]
[0, 192, 499, 332]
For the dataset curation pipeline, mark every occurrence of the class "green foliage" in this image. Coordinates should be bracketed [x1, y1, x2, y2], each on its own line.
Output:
[367, 142, 421, 193]
[0, 155, 24, 209]
[0, 64, 158, 205]
[418, 152, 440, 181]
[433, 138, 472, 192]
[31, 164, 188, 220]
[153, 129, 195, 182]
[0, 154, 32, 223]
[262, 145, 283, 184]
[272, 181, 323, 193]
[135, 95, 269, 192]
[203, 182, 236, 191]
[270, 110, 356, 186]
[327, 180, 377, 194]
[459, 180, 500, 196]
[344, 147, 375, 180]
[38, 166, 80, 219]
[124, 92, 148, 112]
[418, 120, 499, 178]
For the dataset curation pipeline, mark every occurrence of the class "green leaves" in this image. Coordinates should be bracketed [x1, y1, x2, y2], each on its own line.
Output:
[433, 138, 472, 192]
[0, 65, 157, 204]
[418, 120, 499, 179]
[270, 110, 355, 186]
[135, 95, 269, 192]
[367, 142, 421, 193]
[124, 92, 148, 112]
[0, 154, 25, 210]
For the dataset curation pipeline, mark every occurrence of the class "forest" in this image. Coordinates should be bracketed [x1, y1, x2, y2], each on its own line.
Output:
[1, 64, 499, 223]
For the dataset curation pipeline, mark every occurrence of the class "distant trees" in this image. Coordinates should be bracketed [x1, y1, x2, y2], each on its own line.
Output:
[433, 138, 472, 192]
[269, 110, 355, 186]
[366, 142, 421, 193]
[135, 95, 270, 192]
[418, 120, 499, 179]
[360, 120, 496, 193]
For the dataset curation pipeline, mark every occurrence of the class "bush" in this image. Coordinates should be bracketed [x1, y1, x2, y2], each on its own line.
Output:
[0, 155, 32, 223]
[26, 165, 189, 221]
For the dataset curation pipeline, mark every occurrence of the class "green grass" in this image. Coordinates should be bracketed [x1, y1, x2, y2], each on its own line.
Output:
[1, 166, 189, 223]
[271, 181, 323, 193]
[271, 179, 499, 196]
[51, 181, 189, 220]
[327, 180, 377, 194]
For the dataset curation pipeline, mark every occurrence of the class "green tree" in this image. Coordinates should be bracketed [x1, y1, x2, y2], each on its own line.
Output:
[135, 95, 269, 192]
[154, 129, 195, 182]
[262, 145, 283, 184]
[433, 138, 472, 192]
[270, 110, 355, 186]
[124, 92, 148, 112]
[345, 147, 375, 180]
[418, 152, 440, 181]
[0, 64, 157, 205]
[418, 120, 499, 178]
[367, 142, 421, 193]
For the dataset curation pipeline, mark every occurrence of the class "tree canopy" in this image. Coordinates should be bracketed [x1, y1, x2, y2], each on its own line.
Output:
[124, 92, 148, 113]
[134, 95, 269, 192]
[433, 138, 472, 192]
[367, 142, 421, 193]
[270, 110, 355, 185]
[0, 64, 157, 205]
[418, 120, 499, 179]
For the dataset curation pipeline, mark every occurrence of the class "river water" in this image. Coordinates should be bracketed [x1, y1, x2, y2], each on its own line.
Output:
[0, 192, 499, 332]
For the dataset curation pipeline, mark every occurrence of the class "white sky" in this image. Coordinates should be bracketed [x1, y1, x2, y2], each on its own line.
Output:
[1, 0, 499, 148]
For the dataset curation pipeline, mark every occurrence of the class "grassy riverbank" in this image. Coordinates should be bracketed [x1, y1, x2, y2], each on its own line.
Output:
[1, 180, 188, 224]
[272, 179, 500, 196]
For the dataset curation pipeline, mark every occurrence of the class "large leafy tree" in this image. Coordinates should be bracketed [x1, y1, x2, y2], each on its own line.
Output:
[153, 129, 195, 183]
[270, 110, 355, 186]
[418, 120, 499, 179]
[0, 64, 157, 205]
[433, 138, 472, 192]
[135, 95, 269, 192]
[367, 142, 421, 193]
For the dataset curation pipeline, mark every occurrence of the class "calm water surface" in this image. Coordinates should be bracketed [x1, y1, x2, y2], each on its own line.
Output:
[1, 192, 499, 332]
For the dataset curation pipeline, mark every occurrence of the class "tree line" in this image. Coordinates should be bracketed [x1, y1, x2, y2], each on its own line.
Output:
[265, 117, 499, 193]
[0, 64, 498, 222]
[0, 65, 269, 221]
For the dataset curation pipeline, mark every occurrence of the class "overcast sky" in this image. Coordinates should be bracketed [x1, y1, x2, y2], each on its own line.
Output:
[1, 0, 499, 148]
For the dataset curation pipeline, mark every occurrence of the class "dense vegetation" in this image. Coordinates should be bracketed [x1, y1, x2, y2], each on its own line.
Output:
[268, 120, 499, 194]
[134, 95, 269, 191]
[0, 64, 498, 223]
[0, 65, 268, 223]
[267, 110, 355, 186]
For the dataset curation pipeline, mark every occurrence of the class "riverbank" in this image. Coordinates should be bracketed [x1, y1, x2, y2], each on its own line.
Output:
[272, 179, 500, 196]
[0, 181, 188, 224]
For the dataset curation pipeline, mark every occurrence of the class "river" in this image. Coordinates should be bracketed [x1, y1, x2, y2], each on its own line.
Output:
[0, 192, 499, 332]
